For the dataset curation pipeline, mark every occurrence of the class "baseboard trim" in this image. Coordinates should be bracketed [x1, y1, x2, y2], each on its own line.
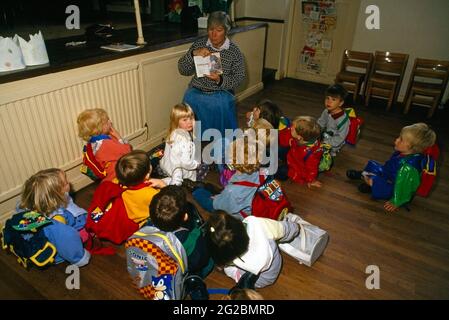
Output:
[236, 82, 264, 101]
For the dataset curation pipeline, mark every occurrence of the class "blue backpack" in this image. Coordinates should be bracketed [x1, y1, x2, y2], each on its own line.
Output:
[1, 210, 57, 268]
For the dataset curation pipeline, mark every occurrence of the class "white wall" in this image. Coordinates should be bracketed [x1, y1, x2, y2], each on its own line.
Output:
[233, 0, 291, 79]
[352, 0, 449, 102]
[234, 0, 289, 20]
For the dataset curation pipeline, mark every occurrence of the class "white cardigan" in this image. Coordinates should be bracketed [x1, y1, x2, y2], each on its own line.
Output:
[160, 129, 199, 185]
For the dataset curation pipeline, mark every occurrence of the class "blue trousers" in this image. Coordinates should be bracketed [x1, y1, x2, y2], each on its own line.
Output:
[192, 187, 215, 213]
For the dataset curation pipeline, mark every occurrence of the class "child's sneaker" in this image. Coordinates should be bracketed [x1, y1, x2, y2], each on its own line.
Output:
[358, 183, 372, 193]
[346, 169, 362, 180]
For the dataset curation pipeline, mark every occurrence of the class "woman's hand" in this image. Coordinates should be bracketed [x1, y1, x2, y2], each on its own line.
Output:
[384, 201, 398, 213]
[205, 72, 221, 84]
[192, 48, 211, 57]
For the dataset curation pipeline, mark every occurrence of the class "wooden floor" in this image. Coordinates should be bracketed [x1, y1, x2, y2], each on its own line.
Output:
[1, 78, 448, 300]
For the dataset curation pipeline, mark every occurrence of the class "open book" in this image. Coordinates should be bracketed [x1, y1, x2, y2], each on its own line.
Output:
[193, 52, 223, 77]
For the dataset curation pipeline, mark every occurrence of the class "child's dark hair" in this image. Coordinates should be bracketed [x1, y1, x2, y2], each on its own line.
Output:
[204, 211, 249, 266]
[149, 185, 187, 231]
[116, 150, 150, 186]
[325, 84, 348, 101]
[257, 99, 282, 129]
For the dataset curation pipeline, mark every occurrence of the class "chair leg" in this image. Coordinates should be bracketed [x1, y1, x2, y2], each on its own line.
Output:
[364, 82, 371, 107]
[428, 98, 439, 118]
[403, 92, 413, 115]
[386, 85, 396, 111]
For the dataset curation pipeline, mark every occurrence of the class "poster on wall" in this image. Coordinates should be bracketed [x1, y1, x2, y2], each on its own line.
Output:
[298, 0, 337, 75]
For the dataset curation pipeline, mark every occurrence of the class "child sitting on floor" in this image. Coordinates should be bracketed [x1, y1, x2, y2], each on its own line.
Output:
[204, 210, 300, 288]
[149, 185, 214, 280]
[277, 116, 325, 188]
[18, 168, 90, 267]
[192, 136, 263, 220]
[317, 84, 350, 157]
[159, 103, 204, 186]
[346, 123, 437, 212]
[77, 108, 132, 182]
[86, 150, 166, 244]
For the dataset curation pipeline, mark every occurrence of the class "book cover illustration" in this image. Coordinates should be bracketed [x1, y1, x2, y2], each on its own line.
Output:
[193, 52, 223, 77]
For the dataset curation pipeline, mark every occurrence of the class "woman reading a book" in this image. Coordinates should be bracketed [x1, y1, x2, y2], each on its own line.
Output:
[178, 11, 246, 137]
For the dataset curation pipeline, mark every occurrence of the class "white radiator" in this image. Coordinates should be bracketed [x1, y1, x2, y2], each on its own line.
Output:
[0, 66, 145, 204]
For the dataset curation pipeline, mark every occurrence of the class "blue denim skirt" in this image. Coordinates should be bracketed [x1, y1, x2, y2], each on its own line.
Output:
[183, 87, 238, 136]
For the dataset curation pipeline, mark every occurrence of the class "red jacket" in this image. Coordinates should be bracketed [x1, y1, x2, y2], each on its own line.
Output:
[287, 140, 324, 184]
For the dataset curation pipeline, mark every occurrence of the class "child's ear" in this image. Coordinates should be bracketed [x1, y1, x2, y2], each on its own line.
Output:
[183, 213, 189, 221]
[338, 99, 345, 107]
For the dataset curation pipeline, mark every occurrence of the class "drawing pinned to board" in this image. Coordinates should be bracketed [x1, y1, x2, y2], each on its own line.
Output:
[298, 0, 337, 75]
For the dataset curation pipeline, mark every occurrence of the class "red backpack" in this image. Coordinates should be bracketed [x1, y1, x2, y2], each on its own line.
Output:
[86, 181, 139, 244]
[80, 143, 107, 181]
[416, 144, 439, 197]
[233, 175, 292, 220]
[337, 108, 364, 146]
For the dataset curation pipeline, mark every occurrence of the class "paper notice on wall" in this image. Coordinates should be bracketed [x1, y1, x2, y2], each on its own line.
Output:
[298, 0, 337, 76]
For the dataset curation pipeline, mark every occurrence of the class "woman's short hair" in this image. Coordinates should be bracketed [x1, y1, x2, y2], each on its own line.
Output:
[20, 168, 67, 216]
[400, 122, 436, 154]
[207, 11, 232, 33]
[116, 150, 151, 186]
[77, 108, 109, 141]
[204, 211, 249, 266]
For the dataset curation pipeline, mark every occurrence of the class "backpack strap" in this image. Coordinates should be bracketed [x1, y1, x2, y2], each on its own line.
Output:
[232, 175, 265, 188]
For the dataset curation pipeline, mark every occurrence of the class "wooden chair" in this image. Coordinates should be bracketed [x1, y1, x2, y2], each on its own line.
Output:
[364, 51, 409, 110]
[403, 58, 449, 118]
[335, 50, 373, 102]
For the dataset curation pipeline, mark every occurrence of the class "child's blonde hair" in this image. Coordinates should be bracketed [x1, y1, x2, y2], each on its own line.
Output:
[166, 103, 195, 144]
[400, 123, 436, 154]
[292, 116, 321, 142]
[20, 168, 67, 216]
[77, 108, 110, 142]
[223, 288, 264, 300]
[116, 150, 151, 186]
[229, 136, 261, 174]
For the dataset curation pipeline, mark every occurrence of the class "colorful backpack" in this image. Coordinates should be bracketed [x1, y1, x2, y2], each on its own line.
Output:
[318, 143, 333, 172]
[80, 142, 107, 181]
[126, 226, 188, 300]
[86, 181, 139, 244]
[416, 144, 439, 197]
[1, 210, 57, 268]
[233, 175, 292, 220]
[337, 108, 364, 145]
